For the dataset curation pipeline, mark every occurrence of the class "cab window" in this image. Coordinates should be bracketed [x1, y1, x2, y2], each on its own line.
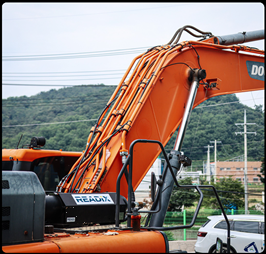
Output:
[31, 156, 79, 191]
[2, 161, 13, 171]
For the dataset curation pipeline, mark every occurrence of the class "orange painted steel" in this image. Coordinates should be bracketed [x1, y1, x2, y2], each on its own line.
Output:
[57, 40, 264, 197]
[2, 230, 167, 253]
[2, 241, 60, 253]
[2, 148, 82, 163]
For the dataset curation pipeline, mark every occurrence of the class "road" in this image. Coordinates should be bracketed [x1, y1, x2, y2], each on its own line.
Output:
[169, 240, 197, 253]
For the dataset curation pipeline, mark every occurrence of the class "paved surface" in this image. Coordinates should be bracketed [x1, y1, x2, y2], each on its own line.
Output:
[169, 240, 197, 253]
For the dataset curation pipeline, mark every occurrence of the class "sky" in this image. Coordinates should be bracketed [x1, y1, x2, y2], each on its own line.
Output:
[2, 2, 265, 110]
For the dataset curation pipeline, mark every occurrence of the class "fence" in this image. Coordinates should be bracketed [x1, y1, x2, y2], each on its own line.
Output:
[141, 209, 264, 241]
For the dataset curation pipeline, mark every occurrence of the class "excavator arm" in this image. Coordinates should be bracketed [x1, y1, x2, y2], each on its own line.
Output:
[57, 26, 264, 200]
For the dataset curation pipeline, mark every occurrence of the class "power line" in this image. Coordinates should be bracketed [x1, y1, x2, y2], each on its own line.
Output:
[2, 77, 122, 81]
[2, 47, 150, 61]
[195, 99, 264, 109]
[164, 140, 264, 157]
[2, 101, 107, 108]
[3, 95, 264, 107]
[2, 119, 99, 128]
[2, 83, 80, 87]
[3, 4, 178, 21]
[3, 47, 147, 58]
[2, 73, 125, 78]
[2, 69, 127, 74]
[2, 98, 111, 107]
[3, 46, 149, 58]
[2, 83, 116, 87]
[2, 90, 116, 102]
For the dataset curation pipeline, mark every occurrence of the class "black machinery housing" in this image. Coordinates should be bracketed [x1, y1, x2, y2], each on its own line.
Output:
[45, 192, 127, 228]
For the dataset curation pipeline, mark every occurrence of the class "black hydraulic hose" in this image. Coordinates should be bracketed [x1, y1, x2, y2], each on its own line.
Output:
[167, 25, 212, 45]
[167, 28, 182, 45]
[172, 27, 195, 45]
[68, 95, 119, 192]
[121, 86, 141, 120]
[183, 28, 208, 38]
[72, 121, 131, 192]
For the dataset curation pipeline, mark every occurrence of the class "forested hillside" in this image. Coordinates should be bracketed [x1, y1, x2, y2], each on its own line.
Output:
[2, 85, 264, 169]
[2, 85, 116, 152]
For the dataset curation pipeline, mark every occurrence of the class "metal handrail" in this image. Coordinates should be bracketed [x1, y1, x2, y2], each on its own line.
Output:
[115, 139, 231, 250]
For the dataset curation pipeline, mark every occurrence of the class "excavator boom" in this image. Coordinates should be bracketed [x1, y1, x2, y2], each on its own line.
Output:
[57, 27, 264, 199]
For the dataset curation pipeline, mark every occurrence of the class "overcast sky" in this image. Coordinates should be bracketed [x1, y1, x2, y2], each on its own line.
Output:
[2, 2, 265, 109]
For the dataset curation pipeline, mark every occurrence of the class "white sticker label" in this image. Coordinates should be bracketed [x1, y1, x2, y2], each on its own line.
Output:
[67, 217, 75, 222]
[72, 194, 114, 205]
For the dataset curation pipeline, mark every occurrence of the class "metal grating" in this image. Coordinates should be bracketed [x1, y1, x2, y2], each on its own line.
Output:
[2, 180, 10, 189]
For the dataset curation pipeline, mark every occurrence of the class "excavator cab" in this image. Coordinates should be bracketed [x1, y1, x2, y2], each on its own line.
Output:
[2, 136, 82, 192]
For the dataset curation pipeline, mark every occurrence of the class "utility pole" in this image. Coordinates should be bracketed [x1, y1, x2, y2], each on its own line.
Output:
[235, 109, 256, 214]
[210, 140, 222, 184]
[204, 144, 213, 183]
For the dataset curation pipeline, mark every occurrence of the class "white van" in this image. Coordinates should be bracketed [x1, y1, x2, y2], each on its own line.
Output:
[194, 214, 264, 253]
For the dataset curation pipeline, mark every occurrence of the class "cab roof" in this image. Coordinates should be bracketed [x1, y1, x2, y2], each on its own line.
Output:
[2, 148, 82, 162]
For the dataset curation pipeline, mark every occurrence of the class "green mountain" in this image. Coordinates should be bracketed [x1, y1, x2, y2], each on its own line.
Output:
[2, 85, 264, 169]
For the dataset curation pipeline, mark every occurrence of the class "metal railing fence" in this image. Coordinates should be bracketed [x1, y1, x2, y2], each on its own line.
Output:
[141, 209, 264, 241]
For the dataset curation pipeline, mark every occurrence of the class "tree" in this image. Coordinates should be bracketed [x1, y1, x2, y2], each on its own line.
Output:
[201, 177, 245, 210]
[257, 157, 265, 184]
[168, 177, 199, 211]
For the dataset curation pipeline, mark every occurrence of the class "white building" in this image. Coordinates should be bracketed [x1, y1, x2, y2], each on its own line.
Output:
[178, 170, 203, 185]
[202, 162, 215, 179]
[135, 158, 162, 202]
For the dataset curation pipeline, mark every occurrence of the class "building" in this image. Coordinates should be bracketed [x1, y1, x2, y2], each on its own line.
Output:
[177, 170, 203, 185]
[135, 158, 162, 202]
[136, 158, 263, 202]
[215, 161, 263, 184]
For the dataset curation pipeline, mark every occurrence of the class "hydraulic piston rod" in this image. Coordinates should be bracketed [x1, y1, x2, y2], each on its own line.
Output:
[149, 69, 206, 227]
[174, 69, 206, 152]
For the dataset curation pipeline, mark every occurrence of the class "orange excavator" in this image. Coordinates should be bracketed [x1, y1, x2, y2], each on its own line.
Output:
[2, 25, 264, 253]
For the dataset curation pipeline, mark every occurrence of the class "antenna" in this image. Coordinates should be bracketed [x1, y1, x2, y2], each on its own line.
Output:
[16, 134, 23, 149]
